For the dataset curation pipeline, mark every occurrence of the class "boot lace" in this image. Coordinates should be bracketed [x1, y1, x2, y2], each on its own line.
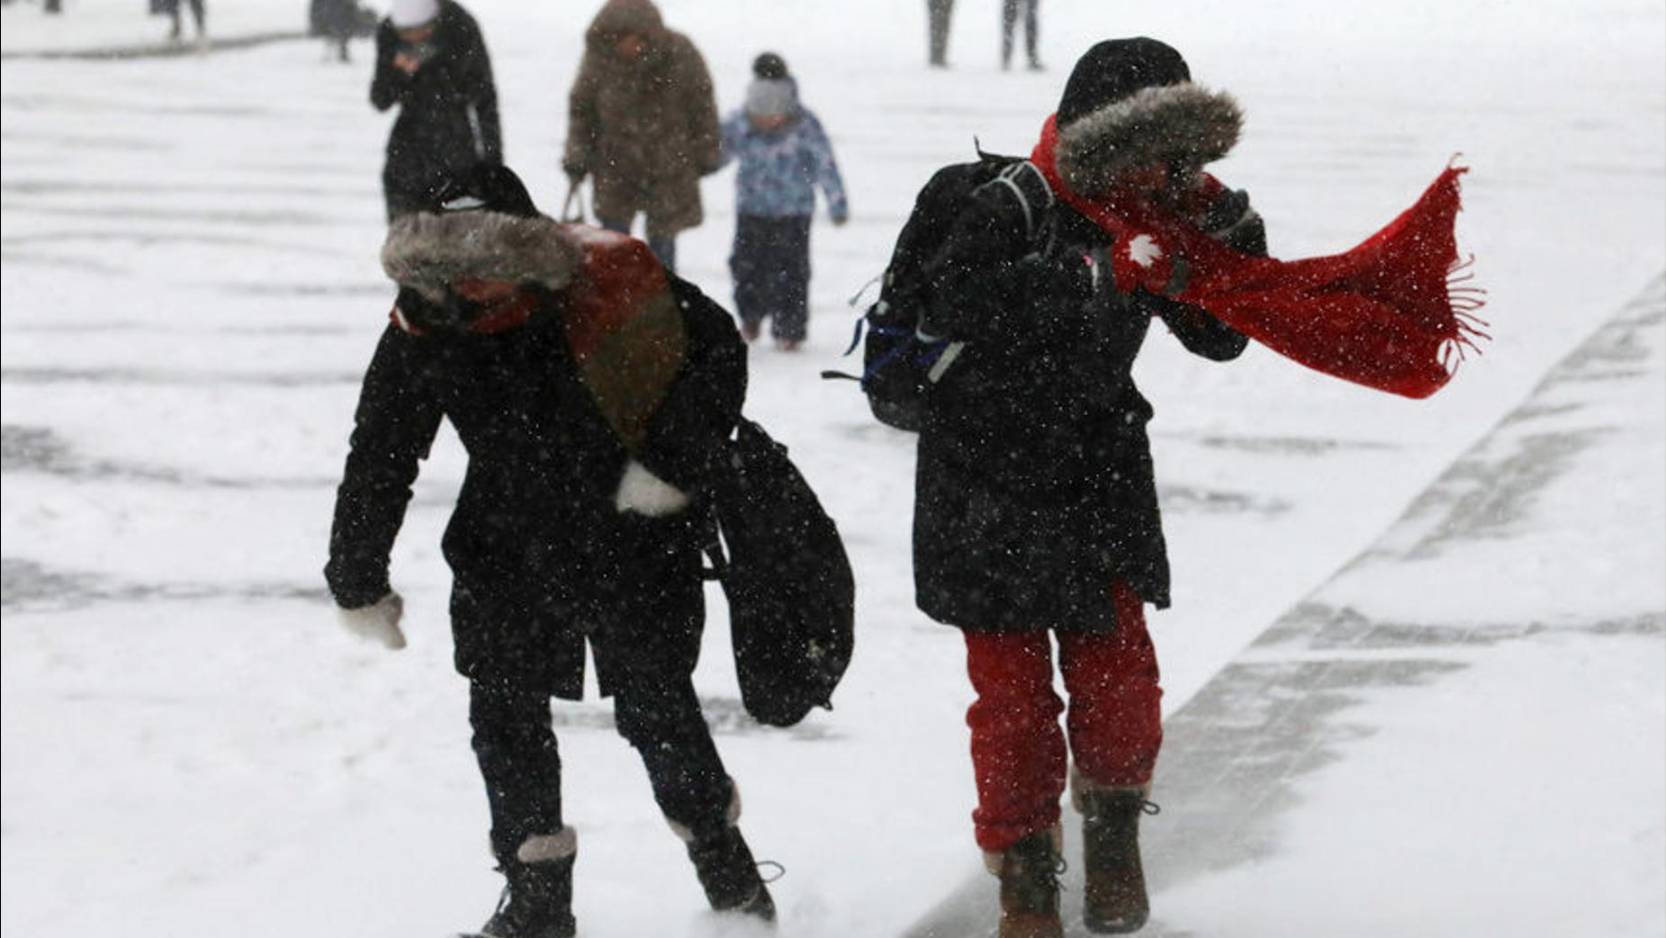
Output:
[1007, 834, 1068, 906]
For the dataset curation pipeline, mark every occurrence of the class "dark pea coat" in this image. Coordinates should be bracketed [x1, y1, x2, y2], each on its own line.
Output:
[913, 177, 1265, 632]
[325, 277, 745, 698]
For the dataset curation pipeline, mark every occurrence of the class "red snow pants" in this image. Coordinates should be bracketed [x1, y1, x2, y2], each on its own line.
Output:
[963, 581, 1162, 853]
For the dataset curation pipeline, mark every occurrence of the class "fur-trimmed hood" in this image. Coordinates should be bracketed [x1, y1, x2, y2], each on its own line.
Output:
[381, 210, 583, 301]
[1055, 82, 1242, 198]
[585, 0, 668, 55]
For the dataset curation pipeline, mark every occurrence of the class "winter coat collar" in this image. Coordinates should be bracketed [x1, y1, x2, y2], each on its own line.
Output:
[1055, 82, 1241, 198]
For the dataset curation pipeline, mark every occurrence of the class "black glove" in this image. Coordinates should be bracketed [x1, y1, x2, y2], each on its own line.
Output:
[1033, 232, 1115, 305]
[1200, 188, 1266, 255]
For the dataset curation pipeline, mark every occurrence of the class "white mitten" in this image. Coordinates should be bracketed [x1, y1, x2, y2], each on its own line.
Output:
[614, 460, 690, 517]
[337, 592, 407, 650]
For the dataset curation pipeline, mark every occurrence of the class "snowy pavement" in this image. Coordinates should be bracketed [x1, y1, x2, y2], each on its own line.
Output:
[3, 1, 1663, 936]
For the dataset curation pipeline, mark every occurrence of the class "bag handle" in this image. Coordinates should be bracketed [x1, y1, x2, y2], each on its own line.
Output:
[560, 181, 587, 224]
[699, 506, 728, 581]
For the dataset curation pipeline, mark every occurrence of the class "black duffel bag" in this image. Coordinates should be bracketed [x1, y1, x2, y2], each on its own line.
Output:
[706, 418, 854, 727]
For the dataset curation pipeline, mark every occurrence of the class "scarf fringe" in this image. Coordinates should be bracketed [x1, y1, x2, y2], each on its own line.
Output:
[1438, 252, 1490, 374]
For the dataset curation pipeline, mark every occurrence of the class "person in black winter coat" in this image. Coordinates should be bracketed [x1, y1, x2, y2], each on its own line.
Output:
[324, 166, 776, 937]
[913, 38, 1264, 937]
[370, 0, 502, 220]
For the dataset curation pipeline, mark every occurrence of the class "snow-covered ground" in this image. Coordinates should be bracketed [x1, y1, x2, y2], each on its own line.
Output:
[2, 1, 1662, 936]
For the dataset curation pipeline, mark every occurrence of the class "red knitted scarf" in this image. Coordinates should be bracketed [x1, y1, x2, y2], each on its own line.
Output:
[1031, 115, 1486, 399]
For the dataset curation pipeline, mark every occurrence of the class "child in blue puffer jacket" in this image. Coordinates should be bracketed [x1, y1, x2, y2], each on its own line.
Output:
[717, 52, 849, 350]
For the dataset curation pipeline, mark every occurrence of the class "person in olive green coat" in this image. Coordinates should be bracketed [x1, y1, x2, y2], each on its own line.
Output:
[563, 0, 720, 273]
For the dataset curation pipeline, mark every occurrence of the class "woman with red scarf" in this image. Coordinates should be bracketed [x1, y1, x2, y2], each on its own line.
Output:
[914, 38, 1264, 937]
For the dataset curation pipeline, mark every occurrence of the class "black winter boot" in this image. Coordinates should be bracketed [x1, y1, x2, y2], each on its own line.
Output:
[462, 835, 577, 938]
[686, 826, 776, 922]
[1078, 785, 1158, 934]
[991, 827, 1065, 938]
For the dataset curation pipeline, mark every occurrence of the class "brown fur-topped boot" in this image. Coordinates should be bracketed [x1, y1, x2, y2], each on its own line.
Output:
[667, 782, 776, 924]
[1074, 772, 1159, 933]
[986, 827, 1065, 938]
[463, 829, 578, 938]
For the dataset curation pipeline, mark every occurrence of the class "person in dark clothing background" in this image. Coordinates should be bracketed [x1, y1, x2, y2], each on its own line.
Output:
[926, 0, 954, 66]
[325, 165, 776, 938]
[370, 0, 502, 220]
[911, 38, 1264, 938]
[1001, 0, 1042, 71]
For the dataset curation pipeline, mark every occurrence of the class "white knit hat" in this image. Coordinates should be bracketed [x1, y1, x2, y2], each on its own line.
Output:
[390, 0, 439, 28]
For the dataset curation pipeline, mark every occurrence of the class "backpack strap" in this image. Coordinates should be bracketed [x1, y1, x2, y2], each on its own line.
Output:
[988, 160, 1055, 241]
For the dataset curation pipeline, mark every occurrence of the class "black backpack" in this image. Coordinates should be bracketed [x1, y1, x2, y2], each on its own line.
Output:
[829, 149, 1054, 431]
[706, 419, 854, 727]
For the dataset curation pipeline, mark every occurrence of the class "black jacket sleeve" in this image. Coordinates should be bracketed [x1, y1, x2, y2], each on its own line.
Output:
[369, 23, 412, 113]
[324, 326, 445, 608]
[633, 279, 748, 495]
[1150, 187, 1268, 362]
[458, 16, 502, 164]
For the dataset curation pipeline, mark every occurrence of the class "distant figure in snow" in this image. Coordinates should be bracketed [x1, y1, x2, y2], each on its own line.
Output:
[1001, 0, 1042, 71]
[717, 52, 849, 351]
[325, 165, 776, 938]
[563, 0, 720, 274]
[156, 0, 205, 45]
[310, 0, 367, 63]
[927, 0, 954, 66]
[370, 0, 502, 220]
[911, 38, 1264, 937]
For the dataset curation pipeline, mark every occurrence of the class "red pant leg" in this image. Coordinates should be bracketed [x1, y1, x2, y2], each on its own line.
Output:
[963, 630, 1067, 853]
[1057, 581, 1163, 789]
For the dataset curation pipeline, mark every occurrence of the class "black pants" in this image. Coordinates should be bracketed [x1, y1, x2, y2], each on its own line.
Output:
[1001, 0, 1039, 67]
[470, 668, 733, 862]
[927, 0, 954, 65]
[730, 214, 812, 342]
[165, 0, 204, 37]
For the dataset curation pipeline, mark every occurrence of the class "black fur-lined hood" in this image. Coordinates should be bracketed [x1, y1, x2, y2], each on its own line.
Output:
[381, 210, 583, 302]
[1050, 38, 1242, 197]
[1055, 81, 1242, 197]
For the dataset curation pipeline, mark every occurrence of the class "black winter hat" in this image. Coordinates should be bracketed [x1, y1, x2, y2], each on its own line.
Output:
[752, 51, 789, 80]
[1057, 38, 1191, 127]
[429, 164, 541, 218]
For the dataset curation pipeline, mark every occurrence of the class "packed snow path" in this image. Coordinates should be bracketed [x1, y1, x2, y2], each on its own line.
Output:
[3, 1, 1662, 936]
